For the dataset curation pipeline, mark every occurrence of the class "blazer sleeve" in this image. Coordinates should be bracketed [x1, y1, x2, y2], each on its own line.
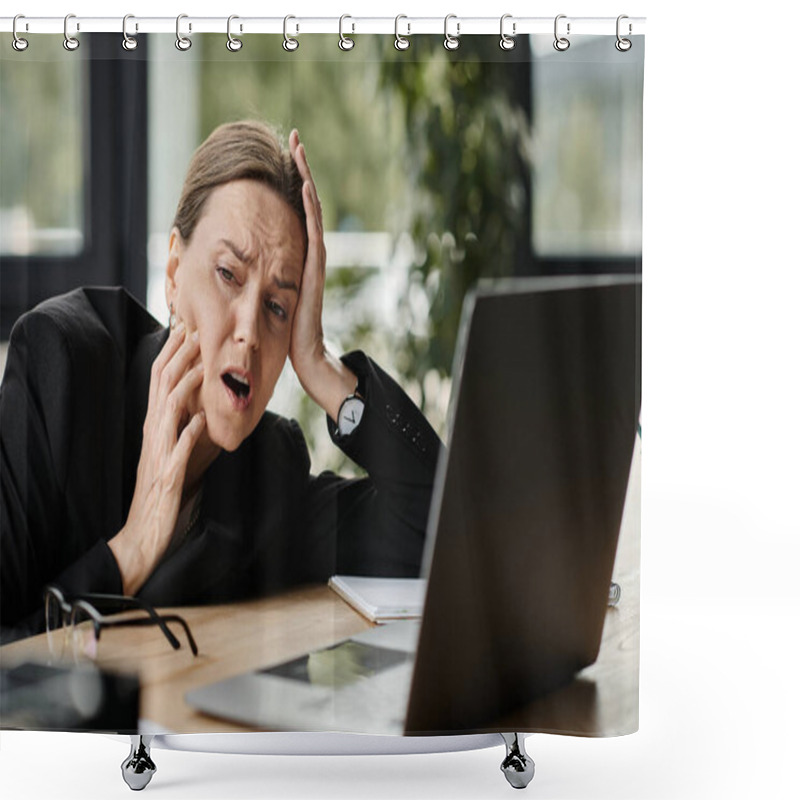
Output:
[0, 310, 122, 644]
[298, 351, 443, 581]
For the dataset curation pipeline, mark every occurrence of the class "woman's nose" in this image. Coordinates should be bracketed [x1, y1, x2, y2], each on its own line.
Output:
[233, 295, 260, 350]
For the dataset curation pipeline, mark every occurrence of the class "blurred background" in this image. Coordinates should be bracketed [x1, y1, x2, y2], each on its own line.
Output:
[0, 34, 642, 472]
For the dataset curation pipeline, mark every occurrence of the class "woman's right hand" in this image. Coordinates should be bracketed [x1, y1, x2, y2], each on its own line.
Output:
[108, 323, 206, 596]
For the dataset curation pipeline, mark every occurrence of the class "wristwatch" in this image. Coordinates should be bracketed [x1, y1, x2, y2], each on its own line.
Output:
[336, 391, 365, 436]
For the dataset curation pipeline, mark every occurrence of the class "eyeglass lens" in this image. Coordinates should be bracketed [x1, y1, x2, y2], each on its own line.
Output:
[70, 605, 99, 662]
[45, 592, 68, 658]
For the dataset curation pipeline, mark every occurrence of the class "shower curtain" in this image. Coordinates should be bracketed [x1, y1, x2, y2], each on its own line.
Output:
[0, 24, 644, 742]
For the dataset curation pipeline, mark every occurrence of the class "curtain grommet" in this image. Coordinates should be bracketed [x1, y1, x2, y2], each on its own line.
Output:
[226, 15, 243, 52]
[175, 14, 192, 51]
[394, 15, 410, 51]
[615, 15, 632, 51]
[12, 14, 29, 51]
[499, 14, 516, 51]
[63, 13, 80, 51]
[283, 15, 299, 52]
[444, 14, 460, 51]
[339, 14, 355, 51]
[121, 14, 138, 51]
[553, 14, 570, 52]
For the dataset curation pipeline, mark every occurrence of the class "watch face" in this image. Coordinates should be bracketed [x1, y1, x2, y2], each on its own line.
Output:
[338, 396, 365, 435]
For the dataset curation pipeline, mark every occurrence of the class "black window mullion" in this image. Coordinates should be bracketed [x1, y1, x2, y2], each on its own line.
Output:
[1, 35, 148, 340]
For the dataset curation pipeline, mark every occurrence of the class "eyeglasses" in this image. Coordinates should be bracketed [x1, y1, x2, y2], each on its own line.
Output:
[44, 584, 198, 662]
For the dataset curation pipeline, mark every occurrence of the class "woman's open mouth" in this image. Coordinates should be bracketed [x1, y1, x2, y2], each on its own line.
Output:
[222, 371, 253, 411]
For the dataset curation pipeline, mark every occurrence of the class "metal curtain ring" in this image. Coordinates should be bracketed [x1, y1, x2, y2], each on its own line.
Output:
[227, 15, 243, 51]
[283, 15, 299, 51]
[63, 13, 79, 51]
[339, 15, 354, 51]
[394, 15, 410, 51]
[12, 14, 29, 52]
[122, 14, 138, 51]
[553, 14, 570, 52]
[615, 14, 632, 51]
[444, 14, 460, 51]
[175, 14, 192, 51]
[499, 14, 516, 51]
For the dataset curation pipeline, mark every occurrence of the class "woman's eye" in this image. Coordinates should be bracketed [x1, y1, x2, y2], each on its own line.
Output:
[217, 266, 235, 283]
[267, 300, 287, 321]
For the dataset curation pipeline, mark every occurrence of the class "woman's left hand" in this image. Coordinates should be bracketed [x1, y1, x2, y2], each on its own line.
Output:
[288, 130, 358, 420]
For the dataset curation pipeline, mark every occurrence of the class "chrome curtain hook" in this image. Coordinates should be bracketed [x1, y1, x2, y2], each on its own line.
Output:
[499, 14, 516, 51]
[553, 14, 570, 52]
[122, 14, 138, 51]
[339, 14, 355, 51]
[175, 14, 192, 51]
[12, 14, 29, 52]
[63, 13, 80, 51]
[227, 15, 243, 51]
[394, 15, 410, 51]
[283, 15, 299, 51]
[444, 14, 460, 51]
[615, 14, 632, 51]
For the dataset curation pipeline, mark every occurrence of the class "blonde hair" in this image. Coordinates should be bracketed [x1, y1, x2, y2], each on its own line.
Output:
[172, 120, 306, 242]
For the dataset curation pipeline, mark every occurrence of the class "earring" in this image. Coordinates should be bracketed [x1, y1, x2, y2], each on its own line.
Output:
[169, 303, 177, 329]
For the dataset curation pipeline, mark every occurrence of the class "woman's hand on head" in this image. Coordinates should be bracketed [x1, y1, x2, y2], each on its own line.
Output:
[287, 130, 358, 420]
[287, 130, 326, 380]
[108, 323, 206, 595]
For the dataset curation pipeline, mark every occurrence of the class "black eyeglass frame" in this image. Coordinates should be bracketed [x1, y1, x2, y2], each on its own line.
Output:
[69, 599, 199, 657]
[43, 584, 198, 655]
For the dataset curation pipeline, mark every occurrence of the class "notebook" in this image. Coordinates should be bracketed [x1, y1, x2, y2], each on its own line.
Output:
[328, 576, 426, 623]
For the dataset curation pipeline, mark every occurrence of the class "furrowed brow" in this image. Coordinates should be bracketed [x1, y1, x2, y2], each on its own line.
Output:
[274, 277, 299, 294]
[221, 238, 254, 264]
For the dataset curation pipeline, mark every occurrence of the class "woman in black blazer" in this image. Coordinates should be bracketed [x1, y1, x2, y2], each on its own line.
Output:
[0, 121, 440, 643]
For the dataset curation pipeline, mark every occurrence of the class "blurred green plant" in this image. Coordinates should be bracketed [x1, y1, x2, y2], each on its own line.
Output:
[378, 36, 533, 412]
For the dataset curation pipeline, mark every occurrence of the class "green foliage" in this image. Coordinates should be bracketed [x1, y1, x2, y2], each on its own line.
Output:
[377, 37, 533, 406]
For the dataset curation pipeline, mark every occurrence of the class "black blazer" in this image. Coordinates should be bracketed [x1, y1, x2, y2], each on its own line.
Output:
[0, 288, 441, 642]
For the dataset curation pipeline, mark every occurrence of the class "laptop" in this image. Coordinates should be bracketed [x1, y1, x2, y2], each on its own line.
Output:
[186, 274, 642, 735]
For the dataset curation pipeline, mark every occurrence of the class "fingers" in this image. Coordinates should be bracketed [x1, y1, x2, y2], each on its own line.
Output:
[288, 132, 326, 369]
[172, 410, 206, 477]
[291, 133, 325, 291]
[290, 130, 323, 224]
[149, 322, 186, 408]
[298, 146, 322, 213]
[303, 181, 324, 244]
[166, 361, 204, 428]
[154, 327, 201, 401]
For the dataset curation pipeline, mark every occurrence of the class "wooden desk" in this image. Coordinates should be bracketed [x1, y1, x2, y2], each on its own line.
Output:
[1, 442, 640, 737]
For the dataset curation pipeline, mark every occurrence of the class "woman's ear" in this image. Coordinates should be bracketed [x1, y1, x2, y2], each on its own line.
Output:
[165, 227, 182, 308]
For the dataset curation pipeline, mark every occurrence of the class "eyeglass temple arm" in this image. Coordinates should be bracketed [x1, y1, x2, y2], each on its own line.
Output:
[103, 615, 199, 656]
[159, 615, 199, 656]
[78, 594, 182, 650]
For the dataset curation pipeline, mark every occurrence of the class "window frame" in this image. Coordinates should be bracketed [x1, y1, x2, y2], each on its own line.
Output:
[0, 35, 149, 340]
[527, 42, 642, 280]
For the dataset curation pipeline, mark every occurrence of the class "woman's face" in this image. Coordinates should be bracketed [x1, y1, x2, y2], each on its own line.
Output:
[166, 179, 305, 452]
